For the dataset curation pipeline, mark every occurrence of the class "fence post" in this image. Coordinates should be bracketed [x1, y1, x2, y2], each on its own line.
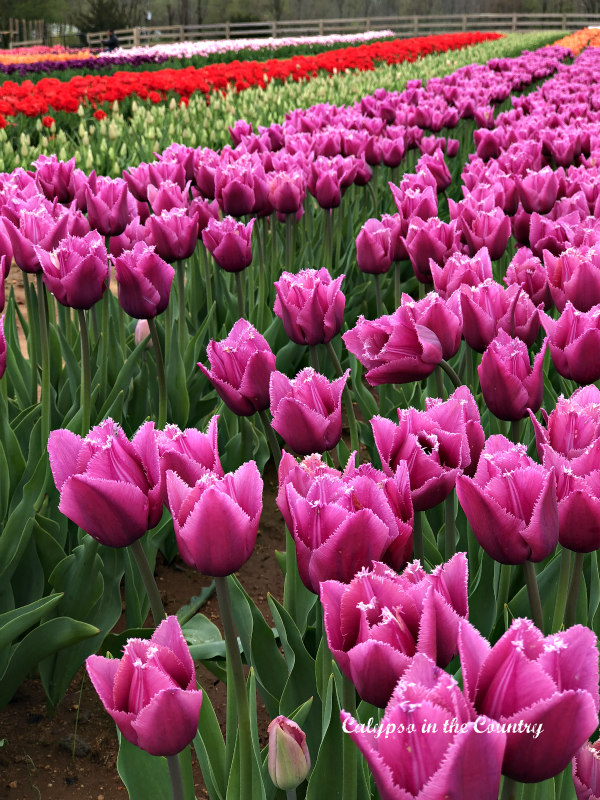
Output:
[511, 14, 517, 32]
[133, 26, 140, 46]
[561, 14, 567, 30]
[366, 17, 371, 29]
[272, 20, 277, 37]
[225, 20, 230, 38]
[461, 14, 467, 31]
[413, 15, 418, 34]
[318, 19, 324, 35]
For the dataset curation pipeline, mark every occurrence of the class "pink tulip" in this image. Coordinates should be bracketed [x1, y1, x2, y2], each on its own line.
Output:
[541, 302, 600, 384]
[33, 154, 76, 204]
[198, 319, 276, 416]
[146, 207, 200, 263]
[0, 314, 5, 380]
[403, 217, 461, 283]
[114, 241, 174, 319]
[321, 553, 468, 707]
[267, 170, 306, 215]
[504, 247, 552, 309]
[478, 329, 547, 421]
[147, 179, 190, 215]
[529, 385, 600, 461]
[401, 292, 462, 360]
[341, 654, 506, 800]
[274, 268, 345, 346]
[34, 231, 108, 310]
[267, 717, 310, 791]
[5, 206, 69, 273]
[47, 419, 162, 548]
[342, 306, 443, 387]
[86, 616, 202, 756]
[166, 460, 262, 577]
[573, 741, 600, 800]
[279, 452, 413, 594]
[545, 244, 600, 312]
[355, 218, 394, 275]
[459, 618, 599, 782]
[430, 246, 493, 299]
[269, 367, 348, 455]
[85, 176, 130, 237]
[202, 216, 254, 273]
[517, 166, 561, 214]
[456, 435, 558, 564]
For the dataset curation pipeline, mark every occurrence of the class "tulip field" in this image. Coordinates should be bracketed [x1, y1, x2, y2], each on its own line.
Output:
[2, 23, 600, 800]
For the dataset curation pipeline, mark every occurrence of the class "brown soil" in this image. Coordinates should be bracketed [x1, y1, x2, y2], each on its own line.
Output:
[0, 463, 285, 800]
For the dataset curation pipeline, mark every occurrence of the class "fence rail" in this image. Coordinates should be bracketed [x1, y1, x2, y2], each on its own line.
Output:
[3, 12, 597, 50]
[83, 12, 600, 49]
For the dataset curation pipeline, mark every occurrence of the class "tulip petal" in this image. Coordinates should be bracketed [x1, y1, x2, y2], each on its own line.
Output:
[348, 640, 412, 708]
[48, 428, 82, 490]
[132, 687, 203, 756]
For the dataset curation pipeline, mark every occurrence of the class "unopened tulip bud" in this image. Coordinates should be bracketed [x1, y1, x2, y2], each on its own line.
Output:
[267, 716, 310, 791]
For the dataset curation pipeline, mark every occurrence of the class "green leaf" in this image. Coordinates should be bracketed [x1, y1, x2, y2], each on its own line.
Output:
[96, 335, 151, 419]
[183, 613, 226, 660]
[117, 734, 196, 800]
[193, 691, 227, 800]
[305, 675, 343, 800]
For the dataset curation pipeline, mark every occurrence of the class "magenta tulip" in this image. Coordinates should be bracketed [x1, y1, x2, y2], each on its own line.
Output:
[504, 246, 552, 309]
[545, 244, 600, 313]
[430, 247, 493, 299]
[401, 292, 462, 359]
[0, 315, 5, 380]
[166, 460, 262, 577]
[517, 166, 561, 214]
[478, 329, 547, 421]
[114, 241, 174, 319]
[355, 218, 394, 275]
[86, 616, 202, 756]
[33, 154, 76, 204]
[456, 434, 558, 564]
[529, 385, 600, 461]
[274, 268, 345, 346]
[85, 176, 130, 237]
[269, 367, 348, 455]
[146, 207, 200, 263]
[403, 217, 461, 283]
[342, 306, 443, 387]
[147, 179, 190, 215]
[321, 553, 468, 707]
[267, 170, 306, 215]
[5, 206, 69, 273]
[198, 319, 276, 416]
[341, 653, 506, 800]
[47, 419, 162, 547]
[541, 302, 600, 384]
[34, 231, 108, 310]
[202, 216, 254, 273]
[573, 741, 600, 800]
[279, 452, 413, 594]
[459, 618, 599, 783]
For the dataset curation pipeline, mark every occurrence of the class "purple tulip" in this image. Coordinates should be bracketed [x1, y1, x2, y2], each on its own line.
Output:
[147, 179, 190, 215]
[458, 205, 512, 261]
[341, 653, 506, 800]
[504, 247, 553, 309]
[85, 176, 130, 237]
[529, 385, 600, 461]
[541, 302, 600, 384]
[417, 149, 452, 192]
[321, 553, 468, 707]
[86, 616, 202, 756]
[372, 388, 478, 511]
[274, 268, 345, 346]
[342, 306, 443, 387]
[47, 419, 162, 547]
[430, 247, 493, 299]
[34, 231, 108, 310]
[202, 216, 254, 273]
[456, 434, 558, 564]
[198, 319, 276, 416]
[280, 453, 413, 594]
[122, 161, 151, 201]
[166, 460, 262, 577]
[478, 329, 547, 421]
[355, 218, 394, 275]
[458, 279, 541, 352]
[146, 207, 200, 263]
[459, 617, 599, 783]
[114, 241, 174, 319]
[269, 367, 348, 455]
[545, 244, 600, 312]
[214, 157, 268, 217]
[573, 741, 600, 800]
[5, 206, 69, 273]
[267, 717, 310, 791]
[109, 216, 150, 259]
[267, 170, 306, 215]
[401, 292, 462, 360]
[403, 217, 461, 284]
[517, 166, 561, 214]
[33, 154, 76, 204]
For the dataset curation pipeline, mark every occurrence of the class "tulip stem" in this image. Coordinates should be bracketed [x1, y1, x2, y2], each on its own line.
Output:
[438, 359, 462, 390]
[286, 790, 297, 800]
[394, 261, 402, 310]
[342, 674, 358, 800]
[523, 560, 544, 633]
[176, 259, 186, 354]
[414, 510, 424, 564]
[309, 345, 320, 372]
[285, 213, 295, 269]
[215, 576, 252, 795]
[374, 274, 383, 317]
[77, 309, 91, 435]
[148, 318, 167, 430]
[36, 273, 51, 452]
[201, 246, 216, 339]
[509, 419, 522, 444]
[435, 366, 445, 399]
[323, 211, 333, 271]
[445, 492, 455, 560]
[100, 290, 109, 392]
[167, 755, 186, 800]
[258, 408, 281, 465]
[366, 179, 378, 217]
[565, 551, 584, 629]
[552, 548, 572, 632]
[235, 271, 244, 320]
[326, 341, 359, 454]
[501, 777, 518, 800]
[129, 538, 165, 626]
[23, 275, 40, 405]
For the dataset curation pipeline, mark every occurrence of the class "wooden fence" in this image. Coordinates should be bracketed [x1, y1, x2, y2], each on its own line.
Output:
[84, 12, 600, 49]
